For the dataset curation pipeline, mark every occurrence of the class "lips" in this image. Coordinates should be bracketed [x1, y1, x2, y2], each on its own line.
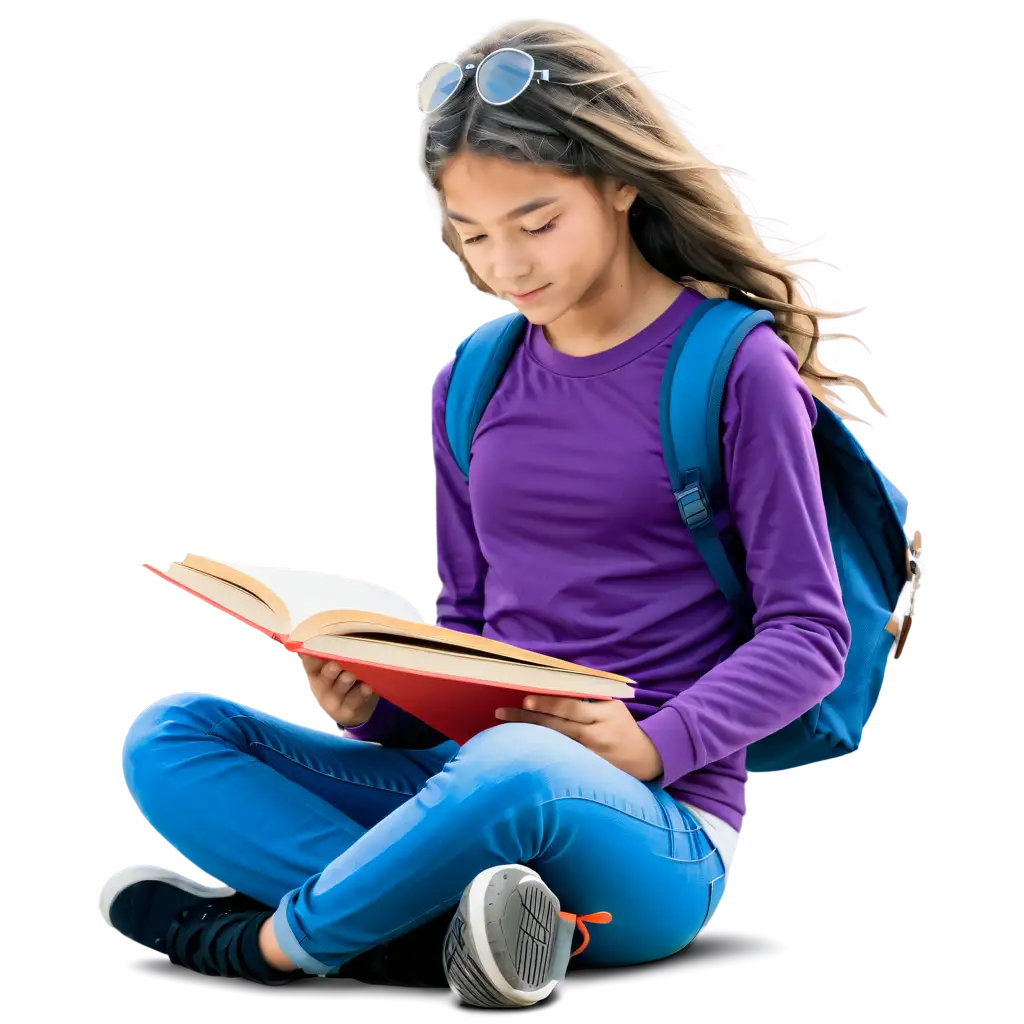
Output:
[508, 285, 549, 300]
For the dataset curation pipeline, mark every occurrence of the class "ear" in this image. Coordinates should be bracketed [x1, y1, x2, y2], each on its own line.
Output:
[612, 179, 637, 214]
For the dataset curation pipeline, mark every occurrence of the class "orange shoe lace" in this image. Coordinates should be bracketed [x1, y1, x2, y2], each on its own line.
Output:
[558, 910, 613, 957]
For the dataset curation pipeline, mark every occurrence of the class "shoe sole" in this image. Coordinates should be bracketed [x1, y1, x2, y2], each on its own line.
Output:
[446, 864, 565, 1008]
[99, 864, 236, 928]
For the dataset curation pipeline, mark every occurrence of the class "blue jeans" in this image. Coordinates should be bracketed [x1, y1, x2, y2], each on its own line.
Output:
[122, 691, 727, 975]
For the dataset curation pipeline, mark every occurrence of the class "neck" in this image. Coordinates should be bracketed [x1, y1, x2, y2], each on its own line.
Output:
[542, 247, 683, 357]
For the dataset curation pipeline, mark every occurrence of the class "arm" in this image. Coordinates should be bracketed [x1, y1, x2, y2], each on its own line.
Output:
[637, 324, 852, 785]
[433, 356, 489, 636]
[343, 359, 488, 748]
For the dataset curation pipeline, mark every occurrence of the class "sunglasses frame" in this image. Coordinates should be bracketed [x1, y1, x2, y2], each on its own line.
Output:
[417, 47, 551, 113]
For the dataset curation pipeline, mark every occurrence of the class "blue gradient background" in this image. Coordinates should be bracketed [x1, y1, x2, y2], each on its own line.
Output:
[2, 4, 1024, 1019]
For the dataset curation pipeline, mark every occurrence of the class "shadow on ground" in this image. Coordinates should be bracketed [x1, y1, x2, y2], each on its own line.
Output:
[117, 933, 774, 1011]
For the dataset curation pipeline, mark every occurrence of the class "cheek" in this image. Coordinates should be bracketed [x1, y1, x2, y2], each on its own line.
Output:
[532, 236, 584, 285]
[557, 223, 608, 272]
[461, 251, 497, 289]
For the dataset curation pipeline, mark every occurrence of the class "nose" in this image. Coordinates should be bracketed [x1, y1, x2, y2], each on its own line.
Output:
[486, 239, 534, 288]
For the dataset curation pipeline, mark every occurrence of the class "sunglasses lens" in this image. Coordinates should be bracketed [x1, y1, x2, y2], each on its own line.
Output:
[418, 61, 463, 113]
[477, 48, 534, 104]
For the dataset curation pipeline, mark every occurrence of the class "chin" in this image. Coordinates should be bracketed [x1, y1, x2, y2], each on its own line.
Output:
[516, 295, 561, 325]
[520, 310, 549, 324]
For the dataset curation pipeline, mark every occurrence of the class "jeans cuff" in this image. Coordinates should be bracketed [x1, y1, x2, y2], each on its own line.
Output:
[271, 892, 334, 976]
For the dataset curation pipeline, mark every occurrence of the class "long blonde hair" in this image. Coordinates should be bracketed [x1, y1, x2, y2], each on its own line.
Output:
[420, 18, 882, 421]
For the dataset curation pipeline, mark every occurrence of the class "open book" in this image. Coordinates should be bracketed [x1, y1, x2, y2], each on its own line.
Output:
[143, 554, 635, 744]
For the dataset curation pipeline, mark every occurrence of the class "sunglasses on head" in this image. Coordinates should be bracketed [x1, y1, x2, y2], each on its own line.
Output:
[417, 47, 550, 114]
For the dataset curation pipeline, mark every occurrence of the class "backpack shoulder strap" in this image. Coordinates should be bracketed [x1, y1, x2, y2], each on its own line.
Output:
[661, 295, 775, 626]
[444, 312, 528, 480]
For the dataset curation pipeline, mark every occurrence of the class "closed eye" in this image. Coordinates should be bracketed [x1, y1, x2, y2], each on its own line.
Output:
[463, 218, 559, 246]
[524, 219, 558, 237]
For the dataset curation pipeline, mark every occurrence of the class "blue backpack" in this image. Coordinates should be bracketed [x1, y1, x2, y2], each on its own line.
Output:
[444, 294, 922, 771]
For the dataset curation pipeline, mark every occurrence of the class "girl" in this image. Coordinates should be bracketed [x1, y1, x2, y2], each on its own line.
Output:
[101, 18, 865, 1008]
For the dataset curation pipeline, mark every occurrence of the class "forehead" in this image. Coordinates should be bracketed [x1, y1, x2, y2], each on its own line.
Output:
[439, 151, 590, 214]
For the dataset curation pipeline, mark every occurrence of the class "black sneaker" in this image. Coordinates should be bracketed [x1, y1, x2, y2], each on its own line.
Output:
[99, 864, 298, 984]
[97, 864, 454, 991]
[335, 906, 457, 988]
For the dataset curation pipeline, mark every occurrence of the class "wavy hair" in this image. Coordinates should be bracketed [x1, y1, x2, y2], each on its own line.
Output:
[419, 18, 882, 421]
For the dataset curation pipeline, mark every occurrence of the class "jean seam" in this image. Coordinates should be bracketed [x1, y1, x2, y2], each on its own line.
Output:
[670, 799, 715, 862]
[697, 870, 727, 936]
[206, 713, 421, 799]
[533, 792, 718, 865]
[655, 789, 681, 859]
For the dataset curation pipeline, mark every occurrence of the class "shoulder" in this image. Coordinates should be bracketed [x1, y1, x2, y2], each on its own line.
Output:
[425, 315, 501, 436]
[425, 315, 528, 415]
[430, 357, 459, 446]
[728, 320, 801, 386]
[428, 315, 512, 407]
[721, 320, 817, 430]
[432, 357, 457, 404]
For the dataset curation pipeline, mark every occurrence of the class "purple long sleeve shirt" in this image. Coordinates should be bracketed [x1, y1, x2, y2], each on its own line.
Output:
[347, 286, 851, 833]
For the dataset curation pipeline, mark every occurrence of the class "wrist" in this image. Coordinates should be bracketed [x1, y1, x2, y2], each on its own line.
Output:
[341, 694, 379, 729]
[635, 732, 664, 782]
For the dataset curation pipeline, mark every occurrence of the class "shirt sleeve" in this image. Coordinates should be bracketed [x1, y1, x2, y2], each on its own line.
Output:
[637, 323, 852, 786]
[343, 359, 487, 749]
[432, 358, 489, 635]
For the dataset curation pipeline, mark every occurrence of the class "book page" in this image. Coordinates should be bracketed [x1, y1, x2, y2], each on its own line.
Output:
[215, 561, 424, 632]
[301, 634, 635, 698]
[159, 563, 282, 633]
[192, 552, 436, 614]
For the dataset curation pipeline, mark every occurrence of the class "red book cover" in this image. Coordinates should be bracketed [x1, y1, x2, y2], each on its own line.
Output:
[144, 562, 623, 745]
[280, 639, 611, 745]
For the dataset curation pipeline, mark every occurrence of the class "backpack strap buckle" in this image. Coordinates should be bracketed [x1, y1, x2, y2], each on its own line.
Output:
[673, 471, 711, 530]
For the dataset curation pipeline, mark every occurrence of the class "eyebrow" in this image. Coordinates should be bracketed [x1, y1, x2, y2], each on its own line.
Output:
[445, 196, 559, 225]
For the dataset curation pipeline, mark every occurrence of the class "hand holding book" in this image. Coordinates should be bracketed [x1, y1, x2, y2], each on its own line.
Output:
[300, 654, 379, 728]
[144, 554, 636, 745]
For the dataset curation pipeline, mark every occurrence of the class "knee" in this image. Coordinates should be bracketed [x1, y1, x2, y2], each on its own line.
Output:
[445, 722, 584, 797]
[121, 691, 233, 801]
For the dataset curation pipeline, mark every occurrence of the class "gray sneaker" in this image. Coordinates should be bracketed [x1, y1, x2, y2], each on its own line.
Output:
[442, 864, 611, 1008]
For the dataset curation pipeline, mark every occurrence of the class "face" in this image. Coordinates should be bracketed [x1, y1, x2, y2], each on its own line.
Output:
[438, 150, 635, 321]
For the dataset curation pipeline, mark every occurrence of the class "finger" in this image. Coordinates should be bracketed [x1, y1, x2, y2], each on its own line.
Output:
[496, 707, 585, 741]
[303, 675, 331, 708]
[299, 653, 325, 675]
[319, 660, 345, 681]
[307, 667, 331, 697]
[327, 672, 359, 705]
[522, 695, 601, 723]
[321, 667, 362, 708]
[305, 667, 350, 700]
[339, 681, 374, 715]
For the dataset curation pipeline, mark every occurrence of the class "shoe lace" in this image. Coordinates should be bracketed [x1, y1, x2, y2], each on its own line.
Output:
[165, 903, 261, 981]
[559, 910, 613, 957]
